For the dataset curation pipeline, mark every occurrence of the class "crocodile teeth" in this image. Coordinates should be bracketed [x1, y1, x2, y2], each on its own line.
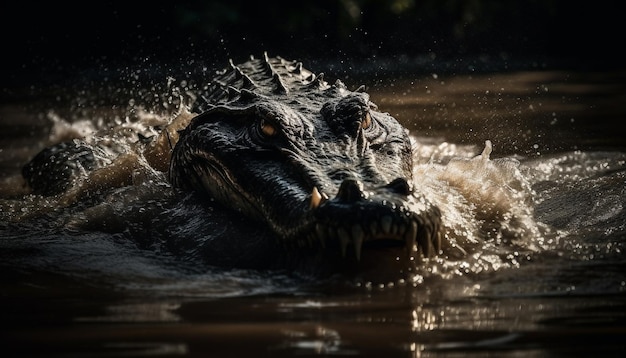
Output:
[309, 187, 328, 209]
[369, 221, 379, 237]
[337, 227, 350, 258]
[416, 219, 433, 258]
[406, 221, 418, 260]
[351, 225, 364, 261]
[406, 220, 418, 244]
[307, 214, 433, 261]
[380, 215, 392, 234]
[310, 187, 322, 209]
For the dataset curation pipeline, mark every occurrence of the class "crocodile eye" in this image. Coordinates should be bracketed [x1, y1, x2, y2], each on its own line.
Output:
[260, 119, 277, 137]
[361, 112, 372, 129]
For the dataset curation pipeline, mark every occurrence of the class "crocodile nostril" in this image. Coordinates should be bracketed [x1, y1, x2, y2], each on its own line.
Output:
[386, 177, 412, 196]
[336, 178, 365, 202]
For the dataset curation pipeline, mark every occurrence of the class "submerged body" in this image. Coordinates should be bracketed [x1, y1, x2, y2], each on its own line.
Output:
[8, 54, 539, 280]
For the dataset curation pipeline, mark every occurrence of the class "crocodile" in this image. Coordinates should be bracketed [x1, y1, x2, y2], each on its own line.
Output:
[21, 54, 443, 276]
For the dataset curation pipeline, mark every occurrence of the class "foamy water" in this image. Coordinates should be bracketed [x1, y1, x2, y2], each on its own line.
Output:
[0, 67, 623, 294]
[3, 98, 620, 292]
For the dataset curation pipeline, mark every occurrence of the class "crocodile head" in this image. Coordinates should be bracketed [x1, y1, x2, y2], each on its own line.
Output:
[169, 54, 442, 270]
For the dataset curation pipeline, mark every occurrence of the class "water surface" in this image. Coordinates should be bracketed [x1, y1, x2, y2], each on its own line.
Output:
[1, 63, 625, 357]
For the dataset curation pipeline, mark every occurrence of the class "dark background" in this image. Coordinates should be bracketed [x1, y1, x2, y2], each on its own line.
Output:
[0, 0, 623, 90]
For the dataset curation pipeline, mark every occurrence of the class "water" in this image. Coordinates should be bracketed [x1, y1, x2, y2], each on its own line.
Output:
[1, 64, 625, 357]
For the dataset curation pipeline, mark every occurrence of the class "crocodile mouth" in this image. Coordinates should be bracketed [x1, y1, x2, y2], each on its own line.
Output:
[290, 178, 442, 261]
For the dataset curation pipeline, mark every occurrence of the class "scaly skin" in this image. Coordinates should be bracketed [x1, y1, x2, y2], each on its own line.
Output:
[21, 53, 443, 268]
[170, 54, 442, 261]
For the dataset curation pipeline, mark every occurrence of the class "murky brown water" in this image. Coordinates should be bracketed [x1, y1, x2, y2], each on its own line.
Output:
[374, 70, 626, 155]
[1, 67, 625, 357]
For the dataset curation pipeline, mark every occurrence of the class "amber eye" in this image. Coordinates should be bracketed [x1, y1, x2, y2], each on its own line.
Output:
[361, 112, 372, 129]
[260, 119, 277, 136]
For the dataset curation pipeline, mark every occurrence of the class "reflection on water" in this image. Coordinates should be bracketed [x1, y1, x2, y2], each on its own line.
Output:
[1, 66, 626, 357]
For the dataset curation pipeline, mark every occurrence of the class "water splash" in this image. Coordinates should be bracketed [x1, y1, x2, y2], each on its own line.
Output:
[1, 105, 554, 287]
[2, 72, 624, 295]
[410, 138, 552, 280]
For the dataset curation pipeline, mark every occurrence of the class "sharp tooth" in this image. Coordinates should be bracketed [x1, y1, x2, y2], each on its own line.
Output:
[310, 187, 322, 209]
[337, 227, 350, 258]
[397, 224, 406, 238]
[406, 221, 418, 244]
[351, 225, 364, 261]
[434, 221, 442, 253]
[370, 221, 379, 237]
[406, 221, 418, 260]
[381, 215, 392, 234]
[425, 222, 434, 257]
[417, 221, 434, 258]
